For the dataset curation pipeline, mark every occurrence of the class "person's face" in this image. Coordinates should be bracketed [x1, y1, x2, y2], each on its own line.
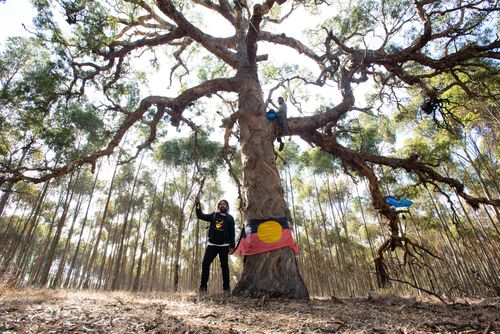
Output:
[218, 201, 228, 213]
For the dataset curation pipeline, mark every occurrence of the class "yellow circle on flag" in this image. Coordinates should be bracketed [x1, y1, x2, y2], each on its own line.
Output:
[257, 221, 282, 244]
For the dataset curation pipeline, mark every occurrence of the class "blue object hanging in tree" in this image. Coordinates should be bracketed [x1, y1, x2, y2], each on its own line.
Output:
[386, 197, 413, 208]
[266, 109, 277, 120]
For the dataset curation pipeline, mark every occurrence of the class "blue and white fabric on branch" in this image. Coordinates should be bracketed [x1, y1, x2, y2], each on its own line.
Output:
[386, 197, 413, 208]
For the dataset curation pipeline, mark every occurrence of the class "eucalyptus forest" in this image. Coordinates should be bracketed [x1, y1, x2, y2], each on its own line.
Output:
[0, 0, 499, 332]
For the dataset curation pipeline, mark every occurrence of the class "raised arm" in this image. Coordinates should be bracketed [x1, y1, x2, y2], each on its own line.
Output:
[195, 195, 214, 222]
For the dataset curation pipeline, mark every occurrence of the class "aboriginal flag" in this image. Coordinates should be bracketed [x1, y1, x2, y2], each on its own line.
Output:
[234, 217, 298, 256]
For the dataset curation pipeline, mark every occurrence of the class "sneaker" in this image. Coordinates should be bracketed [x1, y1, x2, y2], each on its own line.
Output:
[198, 288, 207, 297]
[223, 289, 231, 298]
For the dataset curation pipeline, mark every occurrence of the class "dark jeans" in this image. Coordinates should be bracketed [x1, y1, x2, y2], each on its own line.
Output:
[200, 245, 230, 291]
[277, 114, 289, 136]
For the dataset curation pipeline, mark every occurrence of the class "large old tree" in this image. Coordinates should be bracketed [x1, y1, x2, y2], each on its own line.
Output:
[1, 0, 499, 298]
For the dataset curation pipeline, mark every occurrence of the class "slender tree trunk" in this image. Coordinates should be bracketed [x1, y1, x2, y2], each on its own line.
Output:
[0, 201, 25, 255]
[286, 168, 300, 245]
[122, 207, 138, 288]
[145, 232, 158, 290]
[39, 171, 80, 287]
[192, 211, 201, 290]
[355, 184, 376, 260]
[133, 192, 156, 291]
[463, 147, 500, 223]
[285, 167, 307, 283]
[0, 143, 30, 218]
[159, 224, 171, 290]
[173, 213, 185, 292]
[0, 180, 50, 278]
[171, 168, 197, 292]
[168, 238, 175, 288]
[82, 162, 119, 288]
[94, 217, 116, 289]
[0, 181, 15, 219]
[146, 174, 167, 291]
[126, 213, 140, 289]
[330, 179, 359, 294]
[303, 211, 321, 295]
[325, 180, 349, 294]
[101, 216, 122, 289]
[65, 162, 101, 287]
[311, 177, 337, 295]
[72, 219, 98, 288]
[51, 189, 85, 288]
[111, 154, 144, 290]
[426, 190, 470, 291]
[0, 200, 19, 240]
[467, 134, 500, 195]
[29, 184, 66, 285]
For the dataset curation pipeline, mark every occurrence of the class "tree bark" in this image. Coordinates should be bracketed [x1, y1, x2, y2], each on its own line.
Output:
[234, 247, 307, 298]
[233, 67, 308, 298]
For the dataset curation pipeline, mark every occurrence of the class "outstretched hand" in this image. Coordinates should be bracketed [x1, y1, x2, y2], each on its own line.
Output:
[194, 195, 200, 206]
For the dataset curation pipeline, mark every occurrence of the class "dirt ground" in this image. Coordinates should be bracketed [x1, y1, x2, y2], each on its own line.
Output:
[0, 288, 498, 333]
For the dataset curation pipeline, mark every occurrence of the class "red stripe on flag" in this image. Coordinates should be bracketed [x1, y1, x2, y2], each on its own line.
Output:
[234, 229, 298, 256]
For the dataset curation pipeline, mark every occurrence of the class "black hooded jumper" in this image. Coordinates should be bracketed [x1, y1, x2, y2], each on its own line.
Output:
[196, 203, 235, 291]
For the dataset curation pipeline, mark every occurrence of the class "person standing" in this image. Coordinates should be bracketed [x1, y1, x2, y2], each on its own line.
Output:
[195, 196, 235, 296]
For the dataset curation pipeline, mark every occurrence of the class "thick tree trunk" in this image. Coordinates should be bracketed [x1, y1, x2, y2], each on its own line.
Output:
[234, 248, 307, 298]
[233, 68, 308, 298]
